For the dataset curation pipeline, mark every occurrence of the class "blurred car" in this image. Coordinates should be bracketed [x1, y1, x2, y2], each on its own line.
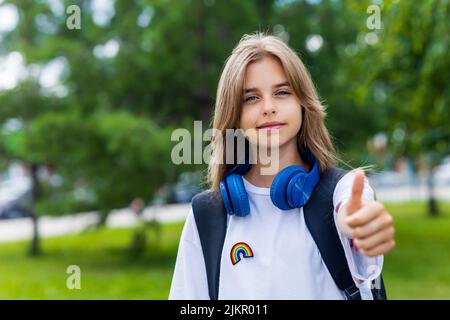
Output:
[0, 199, 32, 219]
[153, 171, 203, 204]
[0, 166, 33, 220]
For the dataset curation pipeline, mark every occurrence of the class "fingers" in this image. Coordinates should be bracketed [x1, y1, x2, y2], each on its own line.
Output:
[347, 170, 365, 214]
[359, 240, 396, 257]
[341, 172, 396, 257]
[346, 201, 386, 229]
[351, 211, 394, 239]
[345, 200, 395, 257]
[354, 226, 395, 251]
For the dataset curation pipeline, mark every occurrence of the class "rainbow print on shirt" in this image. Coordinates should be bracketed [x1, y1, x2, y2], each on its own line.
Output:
[230, 242, 254, 265]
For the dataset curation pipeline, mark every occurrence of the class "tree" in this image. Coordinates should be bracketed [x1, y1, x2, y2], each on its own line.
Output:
[346, 0, 450, 215]
[0, 0, 265, 254]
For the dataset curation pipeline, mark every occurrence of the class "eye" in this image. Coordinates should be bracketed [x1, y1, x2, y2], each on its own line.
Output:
[276, 90, 290, 96]
[244, 95, 258, 103]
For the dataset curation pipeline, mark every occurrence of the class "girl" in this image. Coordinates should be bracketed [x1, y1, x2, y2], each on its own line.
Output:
[169, 32, 395, 300]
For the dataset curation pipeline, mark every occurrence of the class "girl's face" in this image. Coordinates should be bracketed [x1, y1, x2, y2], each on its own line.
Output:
[239, 54, 302, 150]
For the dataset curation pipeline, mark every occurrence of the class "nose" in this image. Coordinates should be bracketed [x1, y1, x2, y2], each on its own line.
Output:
[262, 97, 277, 116]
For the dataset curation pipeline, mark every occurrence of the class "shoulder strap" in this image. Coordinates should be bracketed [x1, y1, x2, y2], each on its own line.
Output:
[303, 167, 362, 300]
[303, 167, 387, 300]
[192, 190, 226, 300]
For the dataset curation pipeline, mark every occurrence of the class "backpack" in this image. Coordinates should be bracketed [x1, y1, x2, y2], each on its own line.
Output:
[191, 166, 387, 300]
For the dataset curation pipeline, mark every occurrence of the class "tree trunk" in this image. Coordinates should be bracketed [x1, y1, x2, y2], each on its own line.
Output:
[29, 211, 40, 256]
[426, 164, 439, 217]
[96, 209, 109, 229]
[29, 163, 41, 256]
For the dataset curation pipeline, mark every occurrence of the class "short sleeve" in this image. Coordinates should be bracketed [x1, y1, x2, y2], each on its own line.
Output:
[332, 171, 384, 287]
[168, 207, 210, 300]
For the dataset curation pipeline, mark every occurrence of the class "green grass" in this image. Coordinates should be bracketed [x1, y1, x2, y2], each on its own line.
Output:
[0, 201, 449, 299]
[0, 223, 184, 299]
[383, 201, 450, 299]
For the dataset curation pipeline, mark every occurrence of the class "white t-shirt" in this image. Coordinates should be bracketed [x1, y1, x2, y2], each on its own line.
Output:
[168, 171, 383, 300]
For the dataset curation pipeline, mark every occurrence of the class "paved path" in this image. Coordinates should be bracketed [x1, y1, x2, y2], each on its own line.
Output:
[0, 203, 190, 243]
[372, 184, 450, 202]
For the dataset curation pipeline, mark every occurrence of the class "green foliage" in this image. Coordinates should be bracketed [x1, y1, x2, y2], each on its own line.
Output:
[347, 0, 450, 164]
[26, 110, 176, 211]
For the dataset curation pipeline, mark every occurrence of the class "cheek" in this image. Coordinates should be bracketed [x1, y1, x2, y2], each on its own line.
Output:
[292, 107, 302, 131]
[283, 101, 302, 132]
[239, 105, 257, 130]
[239, 106, 260, 144]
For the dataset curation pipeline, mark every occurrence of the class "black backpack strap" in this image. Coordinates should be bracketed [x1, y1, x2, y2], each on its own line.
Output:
[371, 275, 387, 300]
[371, 193, 388, 300]
[303, 167, 363, 300]
[303, 167, 387, 300]
[192, 190, 226, 300]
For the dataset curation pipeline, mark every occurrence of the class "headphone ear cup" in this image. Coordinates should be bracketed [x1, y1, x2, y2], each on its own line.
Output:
[280, 161, 321, 209]
[220, 180, 234, 215]
[226, 174, 250, 217]
[270, 166, 305, 210]
[287, 173, 308, 207]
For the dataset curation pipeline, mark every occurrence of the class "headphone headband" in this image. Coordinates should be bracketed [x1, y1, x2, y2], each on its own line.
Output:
[220, 146, 320, 216]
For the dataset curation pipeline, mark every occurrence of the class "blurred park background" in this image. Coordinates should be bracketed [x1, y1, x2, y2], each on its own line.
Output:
[0, 0, 449, 299]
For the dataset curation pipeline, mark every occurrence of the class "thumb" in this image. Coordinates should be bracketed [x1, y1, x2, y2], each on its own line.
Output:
[347, 170, 365, 215]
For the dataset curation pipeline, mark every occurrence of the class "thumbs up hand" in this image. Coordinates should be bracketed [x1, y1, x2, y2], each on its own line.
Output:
[336, 170, 395, 257]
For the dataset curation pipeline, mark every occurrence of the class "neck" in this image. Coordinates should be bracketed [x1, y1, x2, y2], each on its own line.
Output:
[243, 139, 311, 188]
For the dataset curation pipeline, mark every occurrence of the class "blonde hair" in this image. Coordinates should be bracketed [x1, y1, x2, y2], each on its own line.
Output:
[206, 32, 362, 191]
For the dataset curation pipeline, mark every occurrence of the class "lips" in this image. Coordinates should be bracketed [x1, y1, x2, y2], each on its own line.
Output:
[257, 122, 286, 130]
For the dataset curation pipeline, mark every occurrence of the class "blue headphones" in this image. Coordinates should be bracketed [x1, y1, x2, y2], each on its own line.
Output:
[219, 146, 320, 217]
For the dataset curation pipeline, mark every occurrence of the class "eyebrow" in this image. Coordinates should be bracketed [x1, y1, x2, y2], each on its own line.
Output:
[244, 81, 290, 94]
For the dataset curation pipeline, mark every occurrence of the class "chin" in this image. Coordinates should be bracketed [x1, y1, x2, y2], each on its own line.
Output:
[256, 137, 286, 150]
